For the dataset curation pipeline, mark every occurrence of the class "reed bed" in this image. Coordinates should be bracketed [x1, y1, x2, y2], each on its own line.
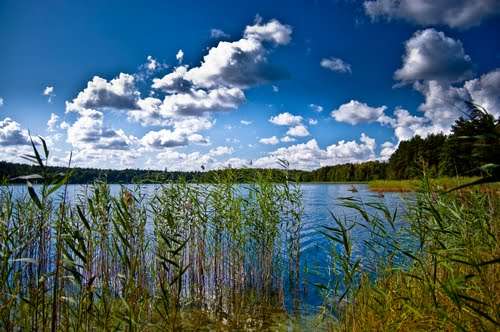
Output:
[321, 178, 500, 331]
[0, 142, 305, 331]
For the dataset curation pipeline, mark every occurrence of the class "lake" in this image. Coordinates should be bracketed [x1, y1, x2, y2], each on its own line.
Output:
[6, 182, 410, 314]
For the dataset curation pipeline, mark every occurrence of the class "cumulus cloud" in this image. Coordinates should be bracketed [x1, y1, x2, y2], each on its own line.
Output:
[47, 113, 59, 132]
[210, 28, 230, 39]
[320, 57, 352, 73]
[269, 112, 303, 126]
[309, 118, 318, 125]
[141, 129, 188, 148]
[254, 133, 377, 169]
[43, 86, 55, 103]
[395, 29, 473, 84]
[0, 117, 30, 146]
[153, 19, 291, 94]
[209, 146, 234, 156]
[153, 150, 214, 171]
[380, 141, 396, 160]
[287, 124, 310, 137]
[259, 136, 280, 145]
[309, 104, 324, 113]
[364, 0, 500, 29]
[139, 116, 213, 149]
[380, 69, 500, 143]
[143, 18, 291, 128]
[240, 120, 252, 125]
[66, 109, 136, 150]
[464, 69, 500, 116]
[70, 148, 141, 169]
[331, 100, 388, 125]
[66, 73, 139, 114]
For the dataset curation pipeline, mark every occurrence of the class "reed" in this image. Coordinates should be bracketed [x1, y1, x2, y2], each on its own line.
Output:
[322, 176, 500, 331]
[0, 140, 304, 331]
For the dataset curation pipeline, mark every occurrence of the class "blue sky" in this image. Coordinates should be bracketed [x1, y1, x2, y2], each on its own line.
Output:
[1, 0, 499, 170]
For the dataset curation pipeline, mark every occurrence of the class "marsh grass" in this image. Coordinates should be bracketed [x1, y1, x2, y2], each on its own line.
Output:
[321, 177, 500, 331]
[0, 141, 305, 331]
[368, 177, 500, 192]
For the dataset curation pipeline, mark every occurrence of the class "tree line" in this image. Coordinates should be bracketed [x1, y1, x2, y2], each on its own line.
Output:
[1, 106, 498, 184]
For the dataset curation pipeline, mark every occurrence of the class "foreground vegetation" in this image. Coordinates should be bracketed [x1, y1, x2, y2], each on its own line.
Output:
[0, 103, 498, 330]
[0, 146, 308, 330]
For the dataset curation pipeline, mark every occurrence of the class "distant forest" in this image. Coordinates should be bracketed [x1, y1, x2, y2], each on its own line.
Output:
[2, 107, 499, 184]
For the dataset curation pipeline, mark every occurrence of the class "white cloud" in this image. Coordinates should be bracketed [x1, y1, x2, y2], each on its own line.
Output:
[308, 118, 318, 125]
[144, 18, 291, 130]
[146, 55, 158, 71]
[272, 85, 279, 92]
[395, 29, 473, 84]
[244, 17, 292, 45]
[464, 68, 500, 116]
[159, 86, 245, 116]
[209, 146, 234, 156]
[287, 124, 310, 137]
[43, 85, 55, 103]
[240, 120, 252, 125]
[269, 112, 303, 126]
[320, 57, 352, 73]
[364, 0, 500, 29]
[153, 150, 215, 171]
[47, 113, 59, 132]
[378, 69, 500, 143]
[331, 100, 388, 125]
[70, 148, 141, 169]
[210, 28, 230, 39]
[259, 136, 280, 145]
[309, 104, 324, 113]
[66, 109, 136, 150]
[380, 141, 396, 160]
[0, 97, 3, 107]
[280, 135, 296, 143]
[176, 49, 184, 63]
[141, 129, 188, 148]
[153, 19, 291, 93]
[254, 133, 377, 170]
[66, 73, 139, 114]
[0, 117, 30, 146]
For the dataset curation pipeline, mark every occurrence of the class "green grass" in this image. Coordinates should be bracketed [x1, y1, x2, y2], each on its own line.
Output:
[367, 176, 500, 192]
[321, 178, 500, 331]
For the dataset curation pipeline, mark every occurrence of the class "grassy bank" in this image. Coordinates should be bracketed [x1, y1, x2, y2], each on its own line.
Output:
[367, 176, 500, 192]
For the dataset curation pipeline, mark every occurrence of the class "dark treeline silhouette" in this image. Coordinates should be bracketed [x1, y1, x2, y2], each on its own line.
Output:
[2, 107, 498, 184]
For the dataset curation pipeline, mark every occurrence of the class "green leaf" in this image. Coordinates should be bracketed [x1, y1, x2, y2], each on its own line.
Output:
[39, 136, 49, 159]
[27, 181, 42, 209]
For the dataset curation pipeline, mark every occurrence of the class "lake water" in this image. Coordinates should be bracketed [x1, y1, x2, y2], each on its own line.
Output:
[6, 183, 410, 313]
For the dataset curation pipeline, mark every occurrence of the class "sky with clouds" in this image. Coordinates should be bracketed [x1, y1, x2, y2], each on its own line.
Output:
[0, 0, 499, 170]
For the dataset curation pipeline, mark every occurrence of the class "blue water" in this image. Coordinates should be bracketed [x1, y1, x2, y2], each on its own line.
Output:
[5, 183, 410, 313]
